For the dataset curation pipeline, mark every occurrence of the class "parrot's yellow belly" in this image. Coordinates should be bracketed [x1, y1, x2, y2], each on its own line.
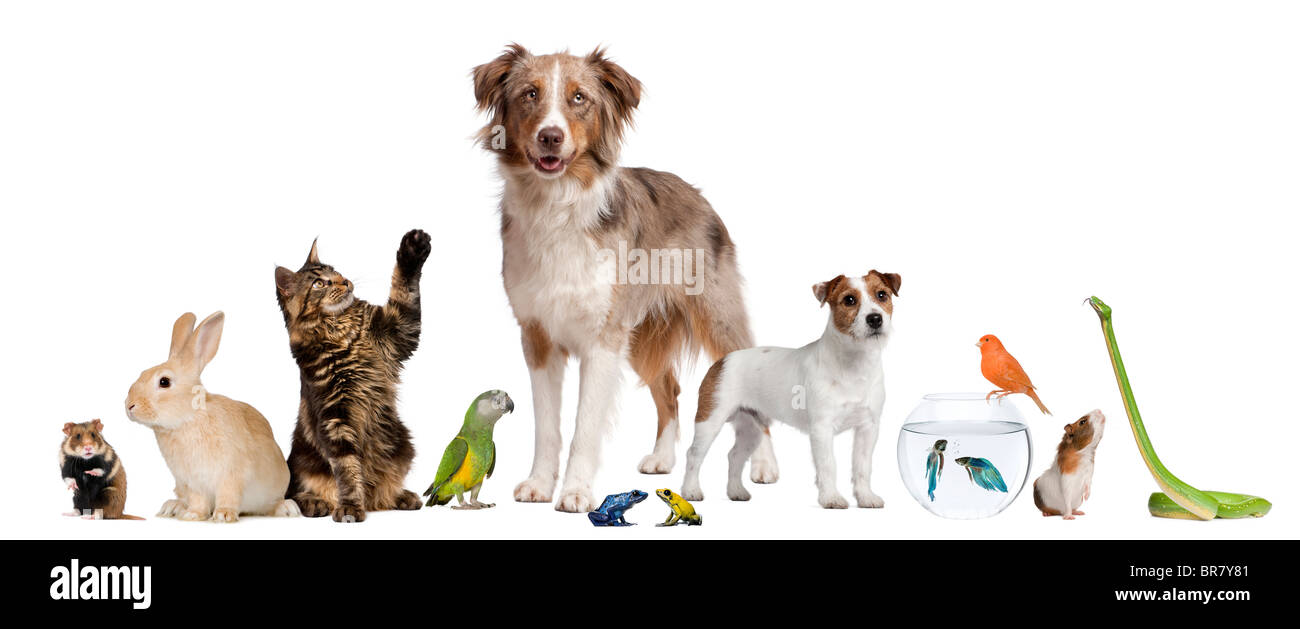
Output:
[449, 451, 481, 488]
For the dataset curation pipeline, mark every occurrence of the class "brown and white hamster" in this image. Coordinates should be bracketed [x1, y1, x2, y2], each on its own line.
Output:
[59, 420, 142, 520]
[1032, 409, 1105, 520]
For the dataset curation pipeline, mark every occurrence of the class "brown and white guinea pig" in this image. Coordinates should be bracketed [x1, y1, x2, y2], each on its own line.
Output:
[59, 420, 142, 520]
[125, 311, 299, 522]
[1032, 409, 1105, 520]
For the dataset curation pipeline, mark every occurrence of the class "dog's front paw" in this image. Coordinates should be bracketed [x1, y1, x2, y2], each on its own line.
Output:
[514, 477, 554, 503]
[211, 507, 240, 523]
[819, 491, 849, 509]
[179, 509, 209, 521]
[680, 485, 704, 502]
[332, 504, 366, 523]
[855, 490, 884, 509]
[637, 452, 675, 475]
[727, 483, 752, 502]
[156, 499, 187, 518]
[555, 488, 595, 513]
[750, 459, 780, 484]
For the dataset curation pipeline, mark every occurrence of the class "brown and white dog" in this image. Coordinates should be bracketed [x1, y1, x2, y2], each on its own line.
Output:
[472, 44, 778, 512]
[682, 272, 901, 509]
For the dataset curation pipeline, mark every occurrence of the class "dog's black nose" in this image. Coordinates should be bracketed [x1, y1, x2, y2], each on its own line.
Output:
[537, 126, 565, 148]
[866, 313, 883, 329]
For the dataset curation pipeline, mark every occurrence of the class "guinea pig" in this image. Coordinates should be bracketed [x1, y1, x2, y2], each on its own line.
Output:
[1032, 409, 1105, 520]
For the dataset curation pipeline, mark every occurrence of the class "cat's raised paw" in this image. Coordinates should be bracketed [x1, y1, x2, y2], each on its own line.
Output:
[397, 229, 432, 272]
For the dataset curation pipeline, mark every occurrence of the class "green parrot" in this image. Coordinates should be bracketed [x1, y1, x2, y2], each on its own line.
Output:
[423, 390, 514, 509]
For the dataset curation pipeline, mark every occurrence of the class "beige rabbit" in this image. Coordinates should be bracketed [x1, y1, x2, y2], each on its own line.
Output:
[125, 311, 299, 522]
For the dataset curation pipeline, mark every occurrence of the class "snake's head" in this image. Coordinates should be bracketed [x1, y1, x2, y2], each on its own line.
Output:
[1087, 296, 1112, 320]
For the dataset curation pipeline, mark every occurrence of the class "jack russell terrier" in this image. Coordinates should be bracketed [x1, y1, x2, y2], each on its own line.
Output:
[472, 44, 779, 512]
[681, 271, 901, 509]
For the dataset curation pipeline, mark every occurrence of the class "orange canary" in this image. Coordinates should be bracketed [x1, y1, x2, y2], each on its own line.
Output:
[977, 334, 1050, 415]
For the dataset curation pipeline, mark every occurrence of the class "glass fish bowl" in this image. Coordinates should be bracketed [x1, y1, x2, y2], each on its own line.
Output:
[897, 393, 1032, 519]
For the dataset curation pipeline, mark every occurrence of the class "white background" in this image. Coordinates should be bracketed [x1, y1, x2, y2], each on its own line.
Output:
[1, 1, 1295, 540]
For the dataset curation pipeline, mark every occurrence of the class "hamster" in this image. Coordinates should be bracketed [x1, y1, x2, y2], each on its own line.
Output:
[59, 420, 142, 520]
[1033, 409, 1105, 520]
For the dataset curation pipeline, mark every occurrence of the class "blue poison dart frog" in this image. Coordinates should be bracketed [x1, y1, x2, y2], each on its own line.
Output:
[587, 490, 648, 526]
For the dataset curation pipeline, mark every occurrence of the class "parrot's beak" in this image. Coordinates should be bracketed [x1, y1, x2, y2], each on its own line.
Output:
[506, 398, 515, 413]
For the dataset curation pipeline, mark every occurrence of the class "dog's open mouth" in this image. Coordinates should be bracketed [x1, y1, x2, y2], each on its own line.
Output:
[534, 155, 566, 173]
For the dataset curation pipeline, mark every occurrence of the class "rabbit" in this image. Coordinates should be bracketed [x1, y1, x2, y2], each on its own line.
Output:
[125, 311, 300, 522]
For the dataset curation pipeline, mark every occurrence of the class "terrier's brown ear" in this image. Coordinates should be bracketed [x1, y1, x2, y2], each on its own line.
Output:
[63, 422, 76, 436]
[869, 270, 902, 296]
[813, 275, 847, 306]
[473, 43, 529, 114]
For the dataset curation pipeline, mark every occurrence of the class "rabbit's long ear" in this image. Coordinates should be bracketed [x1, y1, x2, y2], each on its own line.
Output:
[170, 313, 198, 360]
[192, 311, 225, 373]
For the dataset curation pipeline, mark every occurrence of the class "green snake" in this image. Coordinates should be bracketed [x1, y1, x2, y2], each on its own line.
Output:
[1088, 297, 1270, 520]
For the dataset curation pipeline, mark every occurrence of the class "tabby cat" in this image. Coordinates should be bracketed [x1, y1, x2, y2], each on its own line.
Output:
[274, 229, 431, 523]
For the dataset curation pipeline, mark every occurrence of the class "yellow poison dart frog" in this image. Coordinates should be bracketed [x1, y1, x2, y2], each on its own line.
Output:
[655, 489, 702, 526]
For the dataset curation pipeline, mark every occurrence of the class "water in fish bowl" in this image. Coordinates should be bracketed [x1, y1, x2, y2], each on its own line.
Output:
[897, 394, 1033, 519]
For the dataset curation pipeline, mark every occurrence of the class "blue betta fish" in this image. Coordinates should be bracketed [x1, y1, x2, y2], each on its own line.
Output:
[956, 456, 1008, 493]
[925, 439, 947, 501]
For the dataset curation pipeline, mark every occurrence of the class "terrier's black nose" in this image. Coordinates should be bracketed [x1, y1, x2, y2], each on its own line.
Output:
[866, 313, 883, 329]
[537, 126, 565, 148]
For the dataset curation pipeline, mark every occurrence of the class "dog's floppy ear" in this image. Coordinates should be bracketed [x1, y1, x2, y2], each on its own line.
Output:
[813, 275, 847, 306]
[473, 43, 529, 114]
[870, 270, 902, 296]
[586, 46, 642, 127]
